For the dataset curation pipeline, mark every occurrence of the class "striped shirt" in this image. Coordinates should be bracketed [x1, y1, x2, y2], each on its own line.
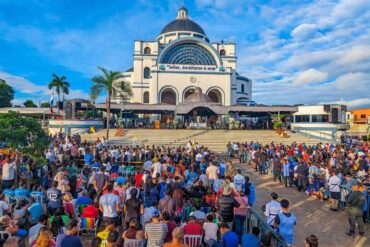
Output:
[145, 222, 168, 247]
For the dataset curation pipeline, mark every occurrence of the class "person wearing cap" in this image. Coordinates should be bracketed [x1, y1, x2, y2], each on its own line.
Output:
[264, 192, 280, 226]
[215, 185, 240, 229]
[55, 219, 82, 247]
[144, 208, 168, 247]
[345, 183, 366, 237]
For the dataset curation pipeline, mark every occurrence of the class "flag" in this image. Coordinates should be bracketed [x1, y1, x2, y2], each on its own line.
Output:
[50, 91, 54, 114]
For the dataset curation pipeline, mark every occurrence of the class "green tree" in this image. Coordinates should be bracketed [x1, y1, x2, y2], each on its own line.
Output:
[0, 79, 15, 107]
[0, 111, 49, 164]
[40, 102, 50, 108]
[23, 99, 37, 108]
[48, 73, 70, 113]
[90, 66, 133, 140]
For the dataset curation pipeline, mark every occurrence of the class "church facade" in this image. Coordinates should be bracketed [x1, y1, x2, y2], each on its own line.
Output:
[113, 6, 254, 107]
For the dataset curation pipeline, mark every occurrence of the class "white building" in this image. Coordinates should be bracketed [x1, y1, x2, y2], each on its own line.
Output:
[113, 6, 254, 106]
[291, 105, 347, 141]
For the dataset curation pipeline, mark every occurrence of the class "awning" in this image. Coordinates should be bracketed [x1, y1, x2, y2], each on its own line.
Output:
[175, 103, 228, 115]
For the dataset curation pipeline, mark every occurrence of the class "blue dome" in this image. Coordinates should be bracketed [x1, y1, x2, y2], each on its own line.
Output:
[160, 19, 205, 35]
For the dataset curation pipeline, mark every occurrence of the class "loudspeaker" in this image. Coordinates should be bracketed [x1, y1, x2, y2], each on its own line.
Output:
[58, 102, 64, 110]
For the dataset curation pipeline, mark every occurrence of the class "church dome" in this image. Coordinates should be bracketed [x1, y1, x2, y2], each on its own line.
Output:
[160, 6, 206, 36]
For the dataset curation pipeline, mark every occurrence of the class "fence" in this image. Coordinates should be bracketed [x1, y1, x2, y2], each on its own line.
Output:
[245, 207, 288, 247]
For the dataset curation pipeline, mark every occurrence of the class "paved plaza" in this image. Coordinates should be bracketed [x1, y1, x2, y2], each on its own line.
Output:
[238, 161, 370, 247]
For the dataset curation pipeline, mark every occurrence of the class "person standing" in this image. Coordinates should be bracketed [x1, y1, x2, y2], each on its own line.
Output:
[282, 159, 290, 187]
[99, 183, 120, 226]
[345, 184, 366, 237]
[2, 154, 18, 189]
[215, 185, 240, 229]
[296, 160, 309, 192]
[264, 192, 280, 226]
[206, 161, 219, 189]
[144, 209, 168, 247]
[46, 181, 62, 215]
[327, 169, 341, 211]
[274, 199, 296, 246]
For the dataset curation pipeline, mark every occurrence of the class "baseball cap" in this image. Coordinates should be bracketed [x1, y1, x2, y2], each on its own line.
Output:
[151, 209, 160, 218]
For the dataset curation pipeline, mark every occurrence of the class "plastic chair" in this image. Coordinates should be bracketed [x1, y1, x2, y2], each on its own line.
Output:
[78, 217, 99, 236]
[123, 239, 144, 247]
[14, 195, 29, 204]
[0, 231, 12, 240]
[30, 191, 44, 203]
[184, 235, 202, 247]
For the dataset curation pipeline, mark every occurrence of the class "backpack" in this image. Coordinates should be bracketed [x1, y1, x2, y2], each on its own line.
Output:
[247, 184, 256, 206]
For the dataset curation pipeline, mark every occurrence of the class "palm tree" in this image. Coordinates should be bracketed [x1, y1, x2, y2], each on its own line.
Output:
[90, 66, 133, 140]
[48, 73, 70, 114]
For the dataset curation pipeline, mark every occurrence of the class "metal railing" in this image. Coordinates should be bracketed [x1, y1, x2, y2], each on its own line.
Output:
[292, 126, 338, 143]
[245, 207, 288, 247]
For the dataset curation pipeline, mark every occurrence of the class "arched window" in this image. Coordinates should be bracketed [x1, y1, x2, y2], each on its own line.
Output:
[143, 91, 149, 103]
[144, 67, 150, 78]
[219, 49, 226, 56]
[144, 47, 151, 54]
[241, 84, 245, 93]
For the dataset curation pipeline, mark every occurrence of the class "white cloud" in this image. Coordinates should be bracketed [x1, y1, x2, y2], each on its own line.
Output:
[0, 71, 48, 94]
[292, 69, 328, 86]
[291, 24, 318, 40]
[332, 72, 369, 90]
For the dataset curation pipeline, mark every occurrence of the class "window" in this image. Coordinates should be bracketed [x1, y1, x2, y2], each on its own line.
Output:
[143, 91, 149, 103]
[295, 115, 310, 123]
[219, 49, 226, 56]
[241, 84, 245, 93]
[312, 114, 329, 123]
[144, 47, 151, 54]
[360, 114, 366, 119]
[144, 67, 150, 78]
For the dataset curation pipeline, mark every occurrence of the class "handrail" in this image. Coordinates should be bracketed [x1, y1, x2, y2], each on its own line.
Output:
[245, 207, 288, 247]
[293, 126, 338, 142]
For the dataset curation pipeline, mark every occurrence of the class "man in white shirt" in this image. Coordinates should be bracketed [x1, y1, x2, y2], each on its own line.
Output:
[151, 160, 162, 178]
[99, 183, 120, 225]
[206, 161, 219, 188]
[2, 154, 18, 188]
[264, 192, 281, 225]
[328, 170, 341, 211]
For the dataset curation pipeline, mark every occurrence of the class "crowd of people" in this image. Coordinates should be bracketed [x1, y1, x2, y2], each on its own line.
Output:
[228, 134, 370, 238]
[3, 131, 367, 246]
[0, 133, 285, 247]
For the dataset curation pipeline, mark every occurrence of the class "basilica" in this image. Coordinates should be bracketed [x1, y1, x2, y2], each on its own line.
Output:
[113, 6, 254, 106]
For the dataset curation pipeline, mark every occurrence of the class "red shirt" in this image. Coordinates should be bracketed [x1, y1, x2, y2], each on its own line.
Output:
[82, 205, 99, 219]
[135, 173, 143, 188]
[183, 222, 202, 235]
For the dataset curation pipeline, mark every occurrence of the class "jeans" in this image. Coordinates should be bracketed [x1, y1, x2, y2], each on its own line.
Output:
[273, 171, 281, 182]
[207, 239, 223, 247]
[349, 215, 365, 234]
[259, 162, 267, 174]
[233, 215, 246, 241]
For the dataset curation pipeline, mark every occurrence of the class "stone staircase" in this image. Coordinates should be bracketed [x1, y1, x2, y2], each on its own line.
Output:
[103, 129, 324, 153]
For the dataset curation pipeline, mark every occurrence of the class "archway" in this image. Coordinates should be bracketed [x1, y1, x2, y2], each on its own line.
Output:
[160, 88, 177, 105]
[183, 87, 196, 101]
[207, 88, 222, 103]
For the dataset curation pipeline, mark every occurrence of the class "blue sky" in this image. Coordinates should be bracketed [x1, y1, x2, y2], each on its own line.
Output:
[0, 0, 369, 108]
